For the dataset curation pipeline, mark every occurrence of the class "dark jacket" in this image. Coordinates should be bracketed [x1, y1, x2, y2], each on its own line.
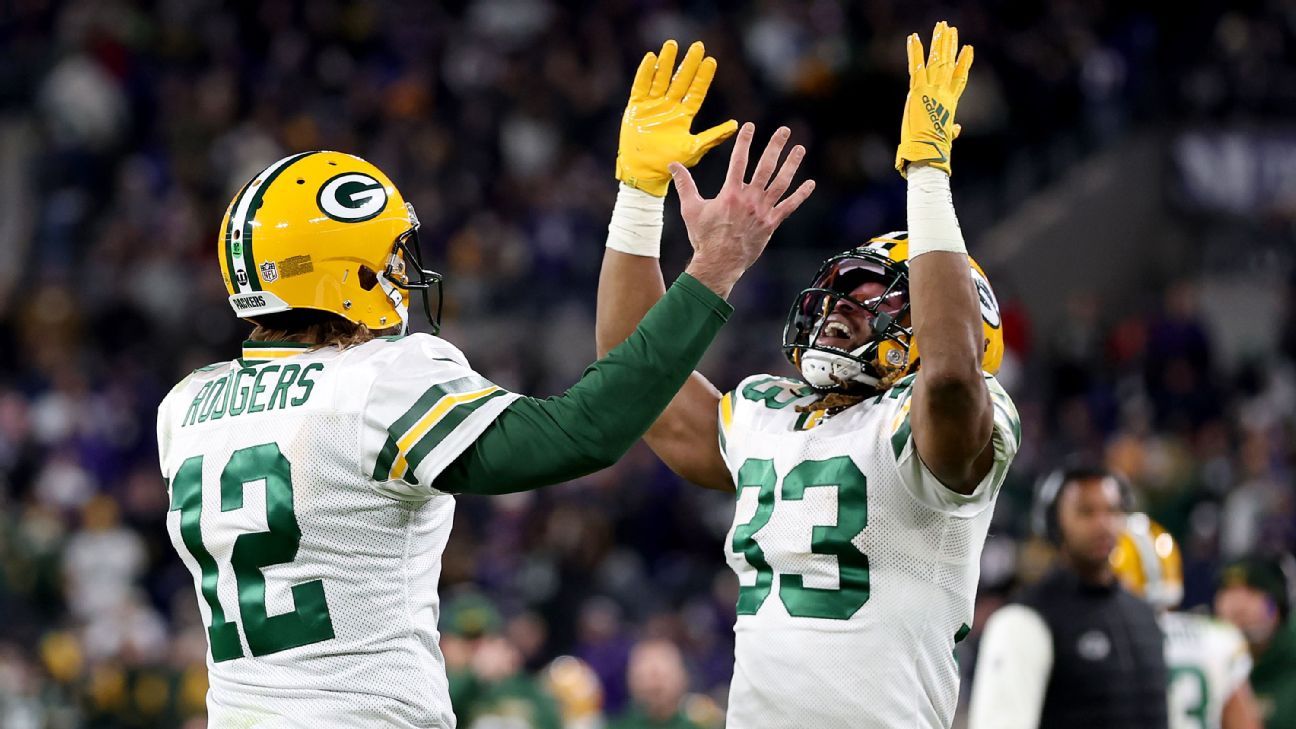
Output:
[1018, 567, 1169, 729]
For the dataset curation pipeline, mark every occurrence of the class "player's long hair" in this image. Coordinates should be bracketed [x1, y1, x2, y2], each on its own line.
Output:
[248, 310, 398, 350]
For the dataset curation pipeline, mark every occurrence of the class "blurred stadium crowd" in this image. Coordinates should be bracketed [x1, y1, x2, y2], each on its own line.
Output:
[1, 0, 1294, 727]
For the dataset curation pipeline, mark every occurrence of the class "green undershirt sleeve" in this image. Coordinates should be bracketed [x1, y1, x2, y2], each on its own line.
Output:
[437, 273, 731, 495]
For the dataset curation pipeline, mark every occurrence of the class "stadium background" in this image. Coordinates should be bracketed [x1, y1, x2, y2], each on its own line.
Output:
[1, 0, 1294, 727]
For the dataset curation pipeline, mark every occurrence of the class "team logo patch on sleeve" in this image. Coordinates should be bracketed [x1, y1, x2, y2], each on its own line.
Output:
[318, 172, 389, 222]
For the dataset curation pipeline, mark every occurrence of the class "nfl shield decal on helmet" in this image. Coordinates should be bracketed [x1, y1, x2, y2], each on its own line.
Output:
[259, 260, 279, 283]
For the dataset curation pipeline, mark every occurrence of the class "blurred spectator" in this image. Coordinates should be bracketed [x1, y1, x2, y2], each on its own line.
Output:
[607, 639, 701, 729]
[0, 1, 1293, 726]
[444, 592, 564, 729]
[543, 655, 603, 729]
[1215, 555, 1296, 729]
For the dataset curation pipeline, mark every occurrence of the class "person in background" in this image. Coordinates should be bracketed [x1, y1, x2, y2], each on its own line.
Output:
[543, 655, 604, 729]
[443, 593, 563, 729]
[1214, 554, 1296, 729]
[968, 462, 1167, 729]
[607, 639, 702, 729]
[1112, 514, 1262, 729]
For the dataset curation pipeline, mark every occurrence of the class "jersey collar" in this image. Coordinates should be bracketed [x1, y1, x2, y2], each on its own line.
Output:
[240, 340, 313, 365]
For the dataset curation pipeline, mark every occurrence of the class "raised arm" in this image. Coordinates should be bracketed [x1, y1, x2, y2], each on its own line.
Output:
[597, 41, 812, 491]
[895, 22, 995, 494]
[438, 45, 810, 496]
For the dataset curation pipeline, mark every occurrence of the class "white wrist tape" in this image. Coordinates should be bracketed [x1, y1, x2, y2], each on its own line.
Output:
[606, 183, 664, 258]
[906, 165, 967, 259]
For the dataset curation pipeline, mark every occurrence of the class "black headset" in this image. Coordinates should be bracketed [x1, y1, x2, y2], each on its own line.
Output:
[1031, 459, 1135, 545]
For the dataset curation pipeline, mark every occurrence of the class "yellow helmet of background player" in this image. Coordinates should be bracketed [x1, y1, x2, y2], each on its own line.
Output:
[542, 656, 603, 721]
[1111, 512, 1184, 609]
[782, 231, 1004, 391]
[218, 151, 442, 333]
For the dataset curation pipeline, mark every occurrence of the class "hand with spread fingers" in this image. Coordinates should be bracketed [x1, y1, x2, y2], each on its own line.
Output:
[670, 123, 816, 298]
[894, 21, 973, 177]
[617, 40, 739, 197]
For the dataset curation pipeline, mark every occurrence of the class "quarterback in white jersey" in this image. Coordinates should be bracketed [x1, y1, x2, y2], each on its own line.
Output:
[597, 25, 1019, 729]
[159, 141, 811, 726]
[1113, 515, 1263, 729]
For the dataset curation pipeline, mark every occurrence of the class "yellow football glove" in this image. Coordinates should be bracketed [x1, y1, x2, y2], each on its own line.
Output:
[895, 21, 973, 177]
[616, 40, 738, 197]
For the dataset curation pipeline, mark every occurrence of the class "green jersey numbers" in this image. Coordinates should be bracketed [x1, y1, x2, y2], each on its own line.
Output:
[1168, 665, 1210, 729]
[169, 443, 335, 662]
[733, 460, 777, 615]
[740, 377, 815, 410]
[731, 456, 870, 620]
[170, 455, 243, 661]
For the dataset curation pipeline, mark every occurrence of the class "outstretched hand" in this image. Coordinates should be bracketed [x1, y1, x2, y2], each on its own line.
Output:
[616, 40, 738, 197]
[673, 123, 816, 298]
[894, 20, 974, 177]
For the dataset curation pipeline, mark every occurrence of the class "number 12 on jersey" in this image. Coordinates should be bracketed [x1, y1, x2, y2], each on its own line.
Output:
[732, 456, 870, 620]
[169, 443, 335, 662]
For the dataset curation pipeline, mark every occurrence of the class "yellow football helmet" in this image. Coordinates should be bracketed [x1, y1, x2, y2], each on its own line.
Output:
[542, 656, 603, 722]
[783, 231, 1004, 390]
[218, 151, 442, 333]
[1111, 513, 1184, 609]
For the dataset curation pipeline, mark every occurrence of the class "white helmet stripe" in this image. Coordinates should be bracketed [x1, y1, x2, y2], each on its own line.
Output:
[227, 152, 315, 294]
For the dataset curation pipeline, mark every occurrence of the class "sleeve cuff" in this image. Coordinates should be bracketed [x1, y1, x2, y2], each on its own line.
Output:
[673, 273, 735, 321]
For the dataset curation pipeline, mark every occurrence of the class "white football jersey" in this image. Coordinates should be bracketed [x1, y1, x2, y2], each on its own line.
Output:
[718, 372, 1020, 729]
[157, 334, 518, 728]
[1163, 611, 1253, 729]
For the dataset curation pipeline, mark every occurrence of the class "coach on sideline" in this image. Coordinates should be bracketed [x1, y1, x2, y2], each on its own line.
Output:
[967, 462, 1168, 729]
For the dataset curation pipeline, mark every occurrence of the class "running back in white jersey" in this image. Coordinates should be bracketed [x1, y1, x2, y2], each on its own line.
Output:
[1163, 611, 1253, 729]
[718, 372, 1020, 729]
[157, 334, 518, 728]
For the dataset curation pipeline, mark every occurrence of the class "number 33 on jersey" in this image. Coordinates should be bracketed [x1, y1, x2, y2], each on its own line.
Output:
[718, 372, 1020, 729]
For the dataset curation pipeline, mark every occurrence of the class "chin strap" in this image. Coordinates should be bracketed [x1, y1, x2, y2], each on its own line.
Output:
[378, 251, 411, 335]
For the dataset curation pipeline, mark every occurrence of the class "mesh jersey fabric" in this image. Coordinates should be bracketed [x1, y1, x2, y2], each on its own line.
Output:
[717, 372, 1020, 729]
[1162, 611, 1253, 729]
[157, 334, 518, 728]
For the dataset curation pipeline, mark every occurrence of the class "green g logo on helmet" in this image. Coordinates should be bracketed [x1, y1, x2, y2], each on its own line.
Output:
[317, 172, 388, 222]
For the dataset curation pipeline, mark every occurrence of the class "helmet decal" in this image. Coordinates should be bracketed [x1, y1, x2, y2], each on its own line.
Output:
[259, 260, 279, 283]
[224, 151, 317, 294]
[971, 267, 1001, 328]
[317, 172, 389, 222]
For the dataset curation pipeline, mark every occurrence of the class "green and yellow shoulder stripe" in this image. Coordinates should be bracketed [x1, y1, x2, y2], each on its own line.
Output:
[371, 375, 510, 485]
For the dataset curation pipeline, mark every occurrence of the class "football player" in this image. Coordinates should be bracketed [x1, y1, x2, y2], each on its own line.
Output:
[596, 26, 1019, 728]
[1113, 515, 1264, 729]
[156, 120, 812, 723]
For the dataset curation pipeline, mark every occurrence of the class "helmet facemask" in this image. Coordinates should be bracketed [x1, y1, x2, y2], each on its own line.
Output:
[783, 252, 914, 392]
[377, 202, 444, 335]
